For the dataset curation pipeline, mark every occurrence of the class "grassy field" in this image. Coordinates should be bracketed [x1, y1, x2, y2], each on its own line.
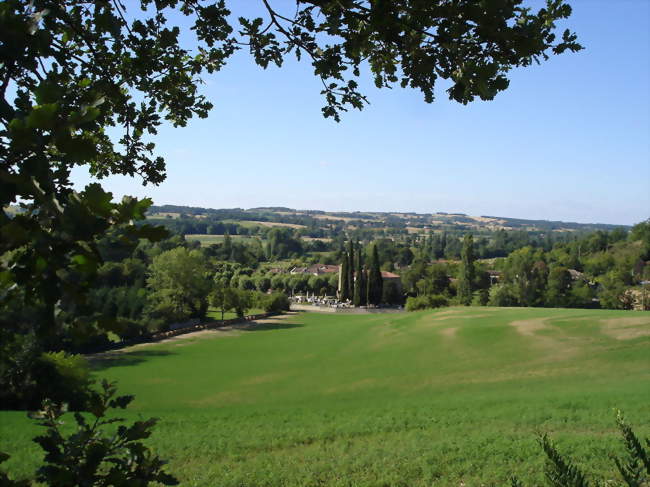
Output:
[1, 307, 649, 485]
[183, 234, 255, 246]
[221, 219, 306, 229]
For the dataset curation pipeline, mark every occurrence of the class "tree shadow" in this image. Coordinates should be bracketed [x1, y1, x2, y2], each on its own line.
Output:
[239, 321, 305, 332]
[88, 349, 176, 371]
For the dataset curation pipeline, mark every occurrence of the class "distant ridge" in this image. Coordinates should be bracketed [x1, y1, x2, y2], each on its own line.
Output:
[146, 204, 630, 233]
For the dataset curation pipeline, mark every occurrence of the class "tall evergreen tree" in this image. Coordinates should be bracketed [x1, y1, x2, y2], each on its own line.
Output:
[223, 231, 233, 260]
[426, 232, 435, 261]
[458, 234, 476, 305]
[339, 254, 350, 301]
[367, 244, 384, 305]
[347, 240, 355, 298]
[353, 253, 363, 307]
[360, 267, 368, 306]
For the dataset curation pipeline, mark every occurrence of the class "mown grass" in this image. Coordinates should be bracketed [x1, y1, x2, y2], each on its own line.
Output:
[1, 307, 649, 486]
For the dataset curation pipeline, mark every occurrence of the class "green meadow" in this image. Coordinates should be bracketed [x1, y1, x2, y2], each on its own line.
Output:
[183, 234, 255, 246]
[1, 307, 649, 486]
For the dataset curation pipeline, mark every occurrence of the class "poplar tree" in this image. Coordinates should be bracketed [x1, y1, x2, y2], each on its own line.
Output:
[423, 238, 430, 261]
[458, 234, 476, 305]
[223, 231, 233, 260]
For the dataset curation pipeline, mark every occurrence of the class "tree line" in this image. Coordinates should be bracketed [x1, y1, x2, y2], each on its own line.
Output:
[403, 220, 650, 311]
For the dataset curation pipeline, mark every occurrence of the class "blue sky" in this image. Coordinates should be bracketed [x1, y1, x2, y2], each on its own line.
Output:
[71, 1, 650, 225]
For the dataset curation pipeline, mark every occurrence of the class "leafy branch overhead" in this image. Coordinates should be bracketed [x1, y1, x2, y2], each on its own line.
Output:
[0, 0, 580, 335]
[253, 0, 582, 120]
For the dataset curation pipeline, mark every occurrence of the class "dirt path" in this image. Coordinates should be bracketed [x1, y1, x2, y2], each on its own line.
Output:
[509, 317, 549, 338]
[600, 316, 650, 340]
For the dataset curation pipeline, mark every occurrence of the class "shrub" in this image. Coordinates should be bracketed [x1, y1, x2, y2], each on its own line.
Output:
[405, 294, 449, 312]
[0, 332, 40, 410]
[488, 283, 518, 307]
[1, 344, 95, 411]
[472, 289, 490, 306]
[0, 380, 178, 486]
[261, 292, 290, 313]
[34, 352, 93, 411]
[428, 294, 449, 308]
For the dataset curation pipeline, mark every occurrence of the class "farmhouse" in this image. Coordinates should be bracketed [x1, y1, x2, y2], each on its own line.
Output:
[487, 270, 502, 285]
[380, 270, 400, 281]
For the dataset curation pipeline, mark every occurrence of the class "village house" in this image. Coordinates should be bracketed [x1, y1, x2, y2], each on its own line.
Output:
[487, 270, 502, 285]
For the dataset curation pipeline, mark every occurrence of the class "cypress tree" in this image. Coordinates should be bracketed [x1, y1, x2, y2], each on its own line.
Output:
[367, 244, 383, 305]
[353, 253, 362, 307]
[223, 230, 233, 260]
[347, 239, 354, 298]
[438, 231, 448, 259]
[360, 266, 368, 306]
[458, 234, 476, 305]
[340, 254, 349, 301]
[425, 232, 434, 261]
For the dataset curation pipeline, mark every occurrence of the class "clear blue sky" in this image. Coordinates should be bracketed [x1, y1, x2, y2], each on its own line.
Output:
[71, 0, 650, 226]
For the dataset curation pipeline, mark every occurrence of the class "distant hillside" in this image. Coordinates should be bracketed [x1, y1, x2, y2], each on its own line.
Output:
[147, 204, 629, 235]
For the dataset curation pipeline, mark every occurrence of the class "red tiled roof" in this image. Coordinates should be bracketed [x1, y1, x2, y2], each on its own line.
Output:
[381, 271, 400, 279]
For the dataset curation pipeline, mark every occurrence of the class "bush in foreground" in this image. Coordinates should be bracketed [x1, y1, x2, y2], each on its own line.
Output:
[0, 346, 93, 411]
[1, 381, 177, 486]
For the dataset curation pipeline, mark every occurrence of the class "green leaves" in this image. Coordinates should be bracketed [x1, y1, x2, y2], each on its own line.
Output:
[613, 410, 650, 486]
[30, 381, 178, 486]
[57, 134, 98, 162]
[25, 103, 58, 129]
[513, 412, 650, 486]
[80, 183, 113, 218]
[0, 450, 30, 486]
[540, 433, 590, 487]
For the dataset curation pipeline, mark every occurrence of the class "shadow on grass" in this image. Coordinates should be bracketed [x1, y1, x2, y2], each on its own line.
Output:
[88, 349, 176, 371]
[240, 321, 305, 332]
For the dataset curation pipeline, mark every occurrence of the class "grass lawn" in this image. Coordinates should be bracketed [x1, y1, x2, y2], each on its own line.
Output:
[1, 307, 649, 486]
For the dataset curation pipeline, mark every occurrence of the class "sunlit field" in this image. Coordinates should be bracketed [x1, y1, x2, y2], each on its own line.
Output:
[2, 307, 649, 486]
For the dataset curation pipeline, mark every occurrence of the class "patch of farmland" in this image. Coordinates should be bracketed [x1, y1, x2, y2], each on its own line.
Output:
[224, 219, 306, 229]
[184, 234, 255, 246]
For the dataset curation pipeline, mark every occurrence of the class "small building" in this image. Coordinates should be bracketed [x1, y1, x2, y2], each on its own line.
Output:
[380, 271, 400, 280]
[487, 270, 502, 285]
[380, 271, 403, 294]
